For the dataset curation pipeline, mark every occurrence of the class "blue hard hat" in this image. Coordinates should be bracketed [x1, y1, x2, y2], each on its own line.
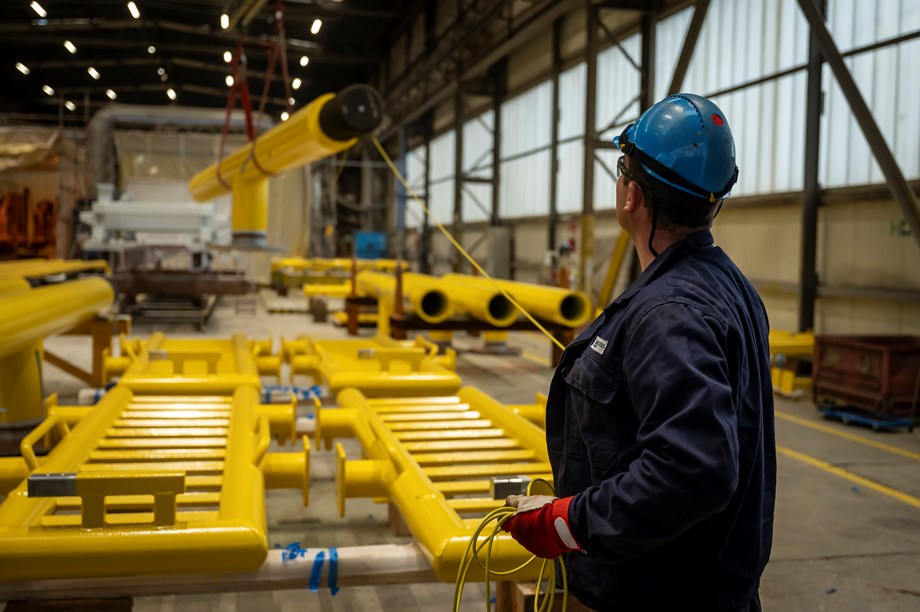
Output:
[613, 93, 738, 202]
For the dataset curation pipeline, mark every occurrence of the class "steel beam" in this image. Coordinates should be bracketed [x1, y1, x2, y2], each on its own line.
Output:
[796, 0, 920, 251]
[580, 1, 599, 293]
[667, 0, 710, 95]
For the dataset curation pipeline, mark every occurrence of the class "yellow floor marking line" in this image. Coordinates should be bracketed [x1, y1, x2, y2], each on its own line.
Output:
[776, 410, 920, 462]
[777, 445, 920, 511]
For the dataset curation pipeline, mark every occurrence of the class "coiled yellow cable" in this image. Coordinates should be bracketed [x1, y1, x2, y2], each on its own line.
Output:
[452, 479, 568, 612]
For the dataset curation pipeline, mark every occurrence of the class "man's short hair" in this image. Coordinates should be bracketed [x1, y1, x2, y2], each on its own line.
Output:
[625, 156, 720, 231]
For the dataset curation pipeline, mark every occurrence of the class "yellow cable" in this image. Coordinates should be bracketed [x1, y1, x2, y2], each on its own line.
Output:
[372, 137, 567, 352]
[452, 480, 569, 611]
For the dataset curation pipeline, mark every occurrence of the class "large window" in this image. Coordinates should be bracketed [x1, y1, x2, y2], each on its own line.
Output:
[500, 81, 553, 218]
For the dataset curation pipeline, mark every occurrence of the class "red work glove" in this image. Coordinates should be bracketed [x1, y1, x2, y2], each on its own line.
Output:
[501, 494, 582, 559]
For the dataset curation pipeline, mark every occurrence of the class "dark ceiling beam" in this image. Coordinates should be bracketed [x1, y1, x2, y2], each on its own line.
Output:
[181, 83, 291, 107]
[29, 57, 160, 70]
[170, 56, 312, 88]
[282, 0, 400, 20]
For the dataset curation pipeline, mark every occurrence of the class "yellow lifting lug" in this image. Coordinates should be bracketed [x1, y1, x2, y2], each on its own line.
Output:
[258, 395, 297, 444]
[27, 470, 185, 528]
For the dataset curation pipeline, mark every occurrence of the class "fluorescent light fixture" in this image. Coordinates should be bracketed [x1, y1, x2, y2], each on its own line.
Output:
[127, 2, 140, 19]
[292, 77, 301, 90]
[106, 89, 117, 100]
[225, 75, 234, 87]
[223, 51, 232, 63]
[147, 45, 156, 54]
[64, 100, 76, 111]
[281, 111, 289, 121]
[42, 85, 54, 96]
[166, 88, 176, 100]
[87, 66, 100, 80]
[299, 55, 309, 67]
[220, 13, 229, 29]
[64, 40, 76, 53]
[15, 62, 30, 75]
[157, 67, 165, 76]
[310, 19, 322, 35]
[30, 2, 47, 18]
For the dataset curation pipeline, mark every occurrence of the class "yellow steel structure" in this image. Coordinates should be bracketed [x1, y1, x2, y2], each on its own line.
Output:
[441, 273, 592, 328]
[285, 335, 460, 397]
[189, 87, 381, 242]
[416, 273, 517, 328]
[769, 330, 815, 396]
[273, 257, 408, 274]
[356, 271, 452, 324]
[318, 387, 551, 582]
[0, 278, 114, 438]
[111, 333, 263, 395]
[0, 383, 310, 581]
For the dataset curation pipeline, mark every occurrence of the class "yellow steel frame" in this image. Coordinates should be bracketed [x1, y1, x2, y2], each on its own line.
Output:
[284, 335, 460, 397]
[319, 386, 551, 582]
[0, 332, 310, 581]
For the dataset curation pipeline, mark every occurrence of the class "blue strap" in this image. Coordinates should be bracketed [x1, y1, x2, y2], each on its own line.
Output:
[328, 546, 339, 595]
[308, 550, 326, 592]
[94, 388, 102, 404]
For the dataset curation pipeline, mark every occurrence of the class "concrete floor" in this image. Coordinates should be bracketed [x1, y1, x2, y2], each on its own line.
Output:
[25, 296, 920, 611]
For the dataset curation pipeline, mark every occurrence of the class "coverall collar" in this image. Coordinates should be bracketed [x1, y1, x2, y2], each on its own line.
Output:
[612, 228, 715, 307]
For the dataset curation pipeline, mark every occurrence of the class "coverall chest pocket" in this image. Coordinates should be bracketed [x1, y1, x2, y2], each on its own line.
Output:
[563, 352, 622, 480]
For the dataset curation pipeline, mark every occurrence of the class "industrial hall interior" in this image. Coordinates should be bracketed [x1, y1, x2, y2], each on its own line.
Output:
[0, 0, 918, 610]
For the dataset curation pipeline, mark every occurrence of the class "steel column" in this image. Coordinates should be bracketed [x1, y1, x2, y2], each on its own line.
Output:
[667, 0, 710, 95]
[548, 18, 563, 253]
[453, 78, 465, 272]
[799, 0, 825, 332]
[796, 0, 920, 251]
[579, 1, 599, 293]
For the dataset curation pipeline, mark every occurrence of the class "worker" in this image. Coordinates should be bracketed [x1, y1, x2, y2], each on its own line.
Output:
[502, 94, 775, 611]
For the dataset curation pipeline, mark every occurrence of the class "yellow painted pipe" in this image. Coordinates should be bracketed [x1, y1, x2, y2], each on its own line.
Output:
[442, 274, 592, 328]
[0, 277, 30, 295]
[189, 87, 382, 203]
[0, 259, 109, 279]
[433, 274, 518, 327]
[0, 457, 29, 495]
[230, 175, 269, 244]
[0, 278, 114, 360]
[357, 271, 452, 324]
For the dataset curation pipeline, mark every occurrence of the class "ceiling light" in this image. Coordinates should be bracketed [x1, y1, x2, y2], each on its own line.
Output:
[157, 67, 165, 76]
[223, 51, 232, 63]
[42, 85, 54, 96]
[15, 63, 30, 75]
[220, 13, 229, 29]
[299, 55, 309, 67]
[292, 78, 301, 90]
[160, 73, 168, 81]
[30, 2, 47, 18]
[281, 111, 289, 121]
[288, 97, 295, 106]
[310, 19, 322, 35]
[147, 45, 156, 54]
[106, 89, 117, 100]
[64, 100, 76, 111]
[87, 66, 100, 80]
[166, 88, 176, 100]
[64, 40, 76, 54]
[127, 2, 140, 19]
[225, 75, 234, 87]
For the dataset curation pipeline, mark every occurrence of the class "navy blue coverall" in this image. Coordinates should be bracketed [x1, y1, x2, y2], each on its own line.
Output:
[546, 229, 776, 611]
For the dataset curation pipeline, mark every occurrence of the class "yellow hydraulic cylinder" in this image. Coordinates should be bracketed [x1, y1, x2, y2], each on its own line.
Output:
[357, 271, 452, 324]
[442, 273, 591, 328]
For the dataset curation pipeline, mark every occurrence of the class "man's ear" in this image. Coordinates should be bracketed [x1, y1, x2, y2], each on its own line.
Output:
[624, 181, 645, 212]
